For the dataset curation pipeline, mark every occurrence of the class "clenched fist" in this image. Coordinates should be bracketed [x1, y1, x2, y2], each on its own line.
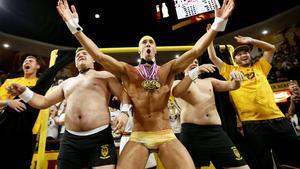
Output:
[6, 83, 26, 96]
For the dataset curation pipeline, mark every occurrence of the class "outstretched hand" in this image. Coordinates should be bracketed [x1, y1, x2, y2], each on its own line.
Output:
[56, 0, 78, 22]
[234, 35, 254, 45]
[6, 83, 26, 96]
[198, 64, 217, 74]
[214, 0, 235, 19]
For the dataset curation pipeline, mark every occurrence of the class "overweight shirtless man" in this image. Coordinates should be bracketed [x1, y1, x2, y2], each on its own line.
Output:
[56, 0, 235, 168]
[7, 48, 129, 169]
[172, 60, 250, 169]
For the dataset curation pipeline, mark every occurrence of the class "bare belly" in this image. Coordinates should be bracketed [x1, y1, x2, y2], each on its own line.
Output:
[133, 112, 172, 131]
[181, 108, 222, 125]
[64, 111, 110, 132]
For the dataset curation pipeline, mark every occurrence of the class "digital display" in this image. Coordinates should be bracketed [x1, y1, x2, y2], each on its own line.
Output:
[174, 0, 220, 20]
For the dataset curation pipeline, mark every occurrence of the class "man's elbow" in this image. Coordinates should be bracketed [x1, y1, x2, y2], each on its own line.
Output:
[267, 44, 276, 53]
[28, 100, 49, 110]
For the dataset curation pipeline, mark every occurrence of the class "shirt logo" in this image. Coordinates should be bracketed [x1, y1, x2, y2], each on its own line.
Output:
[243, 72, 255, 80]
[99, 144, 110, 159]
[231, 146, 243, 160]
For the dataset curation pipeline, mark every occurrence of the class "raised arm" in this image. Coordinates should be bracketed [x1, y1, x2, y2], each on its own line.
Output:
[56, 0, 127, 77]
[7, 83, 65, 109]
[211, 70, 244, 92]
[208, 40, 225, 70]
[172, 64, 216, 97]
[172, 0, 235, 73]
[234, 35, 276, 63]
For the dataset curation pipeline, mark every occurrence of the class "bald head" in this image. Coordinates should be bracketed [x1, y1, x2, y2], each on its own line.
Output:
[138, 35, 156, 48]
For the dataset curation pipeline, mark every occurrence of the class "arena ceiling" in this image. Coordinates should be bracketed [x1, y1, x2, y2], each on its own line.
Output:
[0, 0, 299, 71]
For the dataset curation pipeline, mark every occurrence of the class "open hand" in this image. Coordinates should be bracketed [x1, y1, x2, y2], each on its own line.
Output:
[56, 0, 78, 22]
[214, 0, 235, 19]
[6, 99, 27, 112]
[234, 35, 254, 45]
[198, 64, 216, 74]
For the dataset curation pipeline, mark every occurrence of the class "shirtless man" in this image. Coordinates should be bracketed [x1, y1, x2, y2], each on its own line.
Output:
[7, 48, 129, 169]
[171, 60, 249, 169]
[56, 0, 234, 168]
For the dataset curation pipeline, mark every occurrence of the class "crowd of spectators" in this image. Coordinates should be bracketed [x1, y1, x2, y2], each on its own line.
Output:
[268, 30, 300, 83]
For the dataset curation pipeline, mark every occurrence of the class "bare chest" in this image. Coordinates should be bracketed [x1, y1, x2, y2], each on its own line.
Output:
[186, 79, 214, 101]
[63, 76, 108, 97]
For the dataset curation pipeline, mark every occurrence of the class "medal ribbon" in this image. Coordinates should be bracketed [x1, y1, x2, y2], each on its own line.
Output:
[136, 64, 160, 80]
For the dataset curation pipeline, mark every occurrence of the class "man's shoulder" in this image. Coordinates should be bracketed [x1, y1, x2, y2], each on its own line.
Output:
[96, 70, 117, 78]
[5, 77, 23, 81]
[3, 77, 24, 84]
[196, 78, 214, 86]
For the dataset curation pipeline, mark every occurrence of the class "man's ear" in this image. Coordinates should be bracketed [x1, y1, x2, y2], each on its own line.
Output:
[37, 64, 41, 70]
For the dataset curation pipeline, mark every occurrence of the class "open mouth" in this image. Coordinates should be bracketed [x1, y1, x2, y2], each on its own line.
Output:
[24, 65, 31, 69]
[146, 49, 151, 54]
[241, 57, 249, 61]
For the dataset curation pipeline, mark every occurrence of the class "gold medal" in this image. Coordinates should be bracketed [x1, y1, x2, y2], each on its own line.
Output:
[142, 80, 161, 90]
[136, 64, 160, 90]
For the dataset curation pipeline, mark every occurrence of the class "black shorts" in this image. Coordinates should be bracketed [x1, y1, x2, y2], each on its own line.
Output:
[242, 118, 300, 168]
[58, 125, 117, 169]
[180, 123, 247, 167]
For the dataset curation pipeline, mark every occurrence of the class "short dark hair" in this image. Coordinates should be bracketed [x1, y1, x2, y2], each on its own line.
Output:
[23, 55, 41, 65]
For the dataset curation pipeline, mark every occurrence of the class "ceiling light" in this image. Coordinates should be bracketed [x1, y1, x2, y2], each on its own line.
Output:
[262, 30, 268, 35]
[95, 13, 100, 19]
[3, 43, 10, 48]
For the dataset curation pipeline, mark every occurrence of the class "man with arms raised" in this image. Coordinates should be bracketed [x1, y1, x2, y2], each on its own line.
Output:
[56, 0, 234, 168]
[7, 48, 129, 169]
[208, 35, 300, 168]
[172, 59, 249, 169]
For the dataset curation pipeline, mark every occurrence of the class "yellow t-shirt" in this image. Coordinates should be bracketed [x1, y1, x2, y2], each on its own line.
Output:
[220, 58, 284, 121]
[0, 77, 38, 101]
[0, 77, 40, 133]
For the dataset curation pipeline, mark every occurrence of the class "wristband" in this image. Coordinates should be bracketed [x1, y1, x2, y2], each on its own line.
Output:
[120, 103, 133, 117]
[19, 87, 34, 103]
[211, 17, 228, 32]
[65, 18, 83, 34]
[187, 67, 200, 81]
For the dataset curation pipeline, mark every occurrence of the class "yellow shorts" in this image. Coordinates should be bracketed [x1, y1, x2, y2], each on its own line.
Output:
[129, 129, 176, 150]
